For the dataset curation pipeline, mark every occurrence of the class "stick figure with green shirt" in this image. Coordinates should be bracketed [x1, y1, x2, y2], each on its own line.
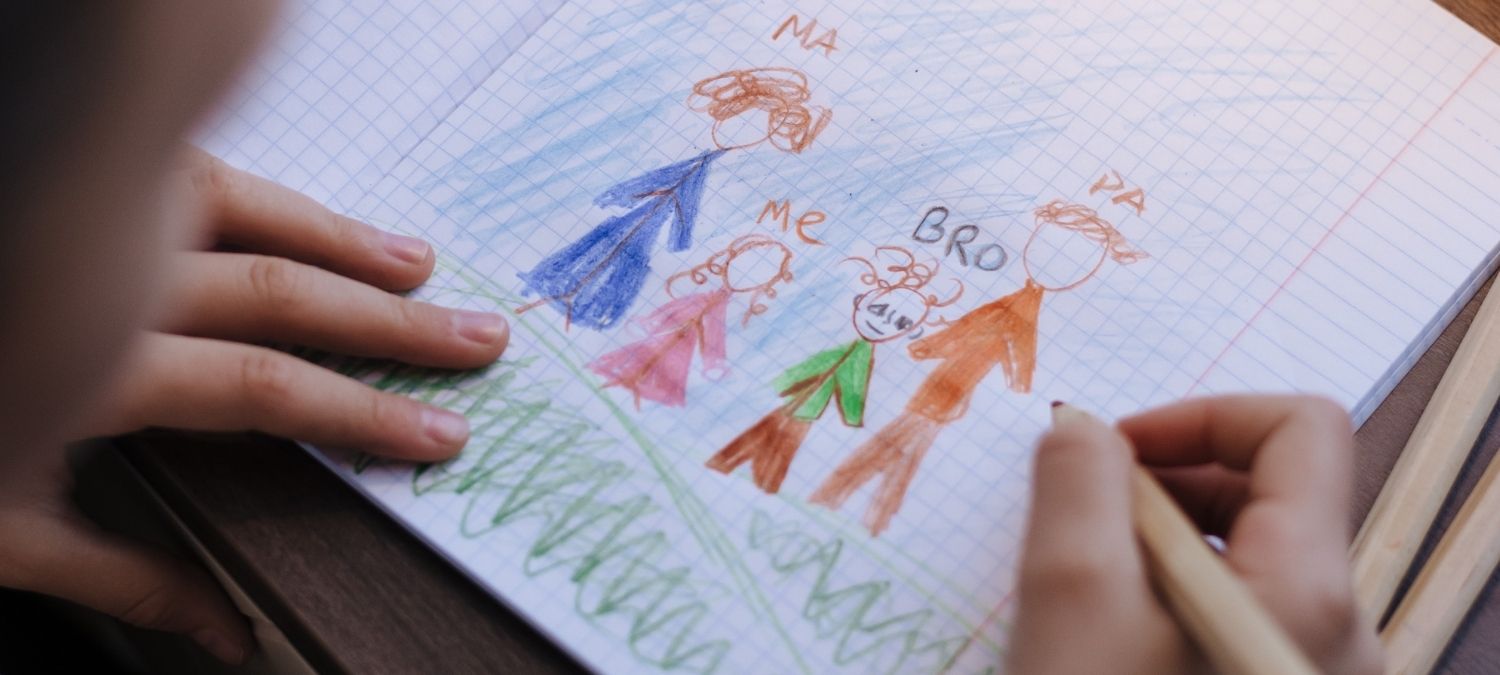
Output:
[707, 246, 962, 493]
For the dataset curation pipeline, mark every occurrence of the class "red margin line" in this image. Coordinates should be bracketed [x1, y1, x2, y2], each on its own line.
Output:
[1186, 46, 1498, 395]
[946, 45, 1500, 674]
[939, 590, 1013, 674]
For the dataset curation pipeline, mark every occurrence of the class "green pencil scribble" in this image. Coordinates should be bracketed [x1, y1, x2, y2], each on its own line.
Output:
[747, 509, 997, 675]
[318, 262, 1004, 673]
[774, 495, 1009, 655]
[449, 266, 818, 674]
[341, 357, 730, 672]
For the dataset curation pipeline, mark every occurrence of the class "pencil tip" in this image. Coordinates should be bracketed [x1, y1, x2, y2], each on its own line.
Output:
[1050, 400, 1064, 408]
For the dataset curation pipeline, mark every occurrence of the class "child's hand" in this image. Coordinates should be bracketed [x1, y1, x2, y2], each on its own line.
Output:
[1006, 395, 1384, 674]
[0, 149, 509, 664]
[88, 148, 509, 459]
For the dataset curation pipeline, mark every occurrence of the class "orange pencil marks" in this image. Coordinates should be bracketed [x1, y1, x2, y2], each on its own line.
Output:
[1089, 169, 1125, 195]
[1024, 200, 1149, 292]
[666, 233, 796, 326]
[813, 199, 1149, 536]
[772, 14, 839, 56]
[1090, 169, 1147, 215]
[1112, 187, 1147, 215]
[706, 407, 813, 492]
[908, 279, 1045, 403]
[757, 199, 827, 245]
[793, 210, 826, 245]
[590, 234, 795, 408]
[758, 199, 793, 228]
[807, 414, 938, 535]
[689, 68, 832, 153]
[707, 246, 960, 494]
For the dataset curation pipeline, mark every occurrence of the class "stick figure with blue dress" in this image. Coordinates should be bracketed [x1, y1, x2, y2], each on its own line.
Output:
[517, 68, 831, 330]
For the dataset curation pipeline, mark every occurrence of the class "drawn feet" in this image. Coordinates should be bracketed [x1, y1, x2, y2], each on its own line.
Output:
[809, 413, 939, 536]
[706, 407, 811, 493]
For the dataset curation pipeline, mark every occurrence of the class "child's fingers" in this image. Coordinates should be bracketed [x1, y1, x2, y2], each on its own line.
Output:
[0, 507, 252, 664]
[1120, 395, 1366, 667]
[1009, 411, 1184, 673]
[1149, 463, 1249, 537]
[181, 148, 433, 291]
[98, 333, 469, 462]
[1118, 394, 1351, 520]
[159, 252, 507, 369]
[1019, 413, 1150, 620]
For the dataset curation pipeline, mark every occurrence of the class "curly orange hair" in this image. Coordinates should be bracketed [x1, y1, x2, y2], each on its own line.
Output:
[1033, 199, 1148, 263]
[667, 234, 795, 325]
[843, 246, 963, 311]
[689, 68, 831, 153]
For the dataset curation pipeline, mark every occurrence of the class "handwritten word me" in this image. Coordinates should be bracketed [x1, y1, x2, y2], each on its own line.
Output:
[758, 199, 826, 245]
[910, 206, 1009, 272]
[772, 14, 838, 56]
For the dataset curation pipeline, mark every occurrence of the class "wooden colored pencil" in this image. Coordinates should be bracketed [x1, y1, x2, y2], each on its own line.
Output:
[1381, 446, 1500, 675]
[1351, 283, 1500, 621]
[1051, 403, 1316, 675]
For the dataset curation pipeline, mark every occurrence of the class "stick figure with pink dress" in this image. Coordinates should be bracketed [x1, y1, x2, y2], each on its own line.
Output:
[589, 234, 796, 408]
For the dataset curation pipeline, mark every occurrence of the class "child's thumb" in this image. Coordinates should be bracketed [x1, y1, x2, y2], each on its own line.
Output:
[2, 511, 252, 664]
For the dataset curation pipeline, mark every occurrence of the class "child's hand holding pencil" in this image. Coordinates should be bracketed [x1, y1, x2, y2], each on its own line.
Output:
[1006, 396, 1384, 675]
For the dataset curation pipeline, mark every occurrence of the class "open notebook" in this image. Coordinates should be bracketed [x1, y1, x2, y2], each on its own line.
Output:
[202, 1, 1500, 672]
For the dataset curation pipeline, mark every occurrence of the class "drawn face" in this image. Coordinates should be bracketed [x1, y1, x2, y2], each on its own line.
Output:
[710, 114, 776, 151]
[852, 287, 930, 342]
[723, 243, 792, 293]
[1022, 221, 1108, 292]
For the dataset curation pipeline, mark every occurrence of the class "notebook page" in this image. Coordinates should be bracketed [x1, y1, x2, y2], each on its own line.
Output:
[312, 1, 1500, 673]
[198, 0, 563, 211]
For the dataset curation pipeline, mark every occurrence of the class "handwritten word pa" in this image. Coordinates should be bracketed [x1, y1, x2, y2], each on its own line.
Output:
[1089, 169, 1146, 216]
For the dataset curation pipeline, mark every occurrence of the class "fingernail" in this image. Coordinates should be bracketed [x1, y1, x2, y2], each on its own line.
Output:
[382, 231, 431, 265]
[193, 628, 250, 665]
[453, 310, 508, 345]
[423, 407, 470, 446]
[1049, 400, 1094, 427]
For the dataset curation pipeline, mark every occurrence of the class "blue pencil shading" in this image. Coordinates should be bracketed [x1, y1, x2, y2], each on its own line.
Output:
[519, 148, 727, 329]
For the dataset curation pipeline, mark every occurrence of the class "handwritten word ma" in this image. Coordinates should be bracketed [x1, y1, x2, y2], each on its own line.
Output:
[772, 14, 838, 56]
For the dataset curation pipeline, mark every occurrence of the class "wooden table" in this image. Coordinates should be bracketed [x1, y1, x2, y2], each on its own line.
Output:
[112, 2, 1500, 673]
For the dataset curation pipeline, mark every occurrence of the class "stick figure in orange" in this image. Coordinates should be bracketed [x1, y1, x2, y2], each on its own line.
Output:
[588, 234, 796, 408]
[810, 200, 1149, 536]
[706, 247, 962, 494]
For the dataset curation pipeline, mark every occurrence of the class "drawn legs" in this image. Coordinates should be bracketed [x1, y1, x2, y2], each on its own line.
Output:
[809, 413, 939, 536]
[706, 407, 811, 493]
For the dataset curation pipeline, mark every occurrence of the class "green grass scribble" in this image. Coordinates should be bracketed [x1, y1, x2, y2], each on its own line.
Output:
[341, 357, 729, 672]
[321, 261, 1005, 673]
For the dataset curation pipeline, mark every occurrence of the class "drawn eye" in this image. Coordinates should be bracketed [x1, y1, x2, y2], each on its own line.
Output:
[896, 317, 913, 331]
[869, 303, 889, 317]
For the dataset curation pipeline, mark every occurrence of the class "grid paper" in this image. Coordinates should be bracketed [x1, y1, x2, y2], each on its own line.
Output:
[214, 0, 1500, 673]
[198, 0, 562, 211]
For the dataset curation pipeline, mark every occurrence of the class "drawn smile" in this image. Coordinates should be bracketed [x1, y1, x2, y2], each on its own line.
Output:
[863, 320, 886, 335]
